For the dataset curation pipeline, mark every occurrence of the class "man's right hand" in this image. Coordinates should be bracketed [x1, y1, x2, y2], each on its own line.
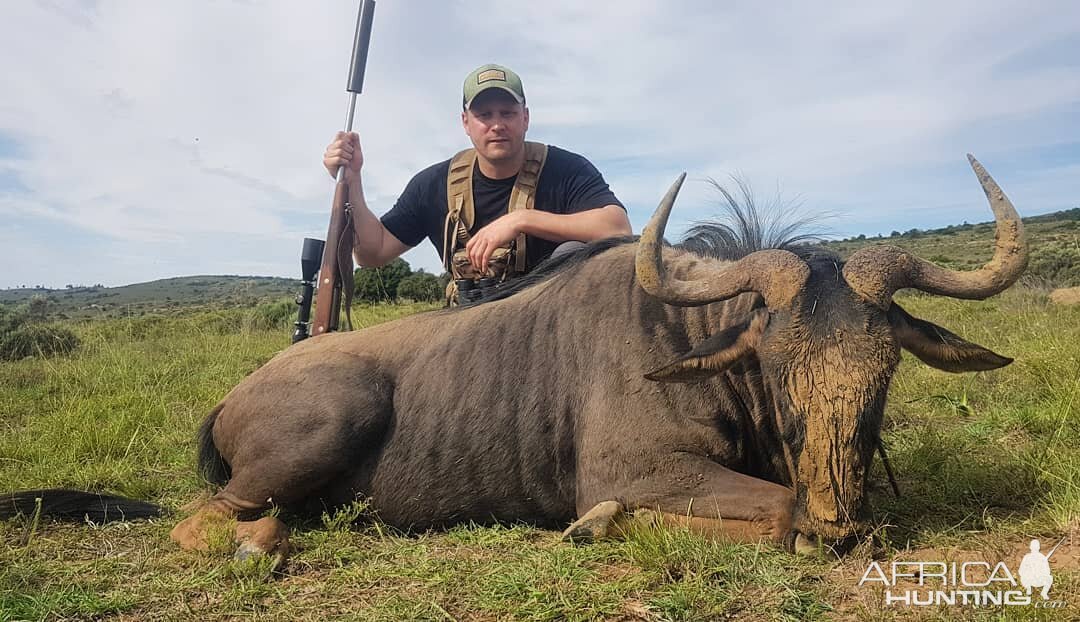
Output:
[323, 131, 363, 183]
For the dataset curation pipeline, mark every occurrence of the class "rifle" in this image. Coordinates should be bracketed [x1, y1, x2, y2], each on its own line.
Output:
[293, 0, 377, 343]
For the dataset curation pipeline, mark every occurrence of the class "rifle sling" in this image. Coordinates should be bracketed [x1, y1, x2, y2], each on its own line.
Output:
[337, 202, 355, 331]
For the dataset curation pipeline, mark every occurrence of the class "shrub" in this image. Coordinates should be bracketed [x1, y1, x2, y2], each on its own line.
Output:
[0, 305, 30, 336]
[0, 324, 80, 361]
[397, 272, 443, 302]
[245, 298, 297, 331]
[354, 258, 413, 303]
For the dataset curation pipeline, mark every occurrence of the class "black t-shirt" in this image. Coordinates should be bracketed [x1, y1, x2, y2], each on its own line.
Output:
[381, 145, 624, 271]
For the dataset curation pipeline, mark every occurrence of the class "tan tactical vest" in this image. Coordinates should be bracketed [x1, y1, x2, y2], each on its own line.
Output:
[442, 141, 549, 280]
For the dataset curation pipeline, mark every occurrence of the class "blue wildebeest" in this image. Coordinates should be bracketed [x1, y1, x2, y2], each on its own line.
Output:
[3, 156, 1025, 561]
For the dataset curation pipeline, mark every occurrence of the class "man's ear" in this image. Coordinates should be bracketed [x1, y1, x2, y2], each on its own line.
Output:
[645, 309, 768, 383]
[888, 303, 1012, 372]
[523, 105, 530, 132]
[461, 109, 469, 132]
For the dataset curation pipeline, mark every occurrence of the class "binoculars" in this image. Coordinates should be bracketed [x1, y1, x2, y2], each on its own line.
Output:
[455, 277, 498, 304]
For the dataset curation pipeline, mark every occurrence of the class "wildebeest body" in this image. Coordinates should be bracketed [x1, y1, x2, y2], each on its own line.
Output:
[210, 245, 782, 531]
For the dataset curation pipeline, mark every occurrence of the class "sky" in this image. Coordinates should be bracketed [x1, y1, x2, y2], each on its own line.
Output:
[1, 0, 1078, 289]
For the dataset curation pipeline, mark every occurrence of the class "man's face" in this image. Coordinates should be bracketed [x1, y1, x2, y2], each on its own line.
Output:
[461, 89, 529, 165]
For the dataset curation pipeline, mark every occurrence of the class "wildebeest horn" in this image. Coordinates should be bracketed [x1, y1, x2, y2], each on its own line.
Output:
[636, 174, 810, 308]
[842, 155, 1028, 308]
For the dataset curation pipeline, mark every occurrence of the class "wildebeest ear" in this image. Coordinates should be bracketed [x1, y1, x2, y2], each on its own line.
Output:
[645, 309, 768, 383]
[887, 303, 1012, 372]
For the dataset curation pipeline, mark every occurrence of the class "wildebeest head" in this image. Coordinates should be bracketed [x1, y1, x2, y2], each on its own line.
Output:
[635, 155, 1027, 542]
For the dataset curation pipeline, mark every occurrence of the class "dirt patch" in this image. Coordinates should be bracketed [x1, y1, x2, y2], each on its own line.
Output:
[1050, 286, 1080, 305]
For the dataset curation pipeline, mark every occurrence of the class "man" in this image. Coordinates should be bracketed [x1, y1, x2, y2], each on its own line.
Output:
[322, 63, 631, 282]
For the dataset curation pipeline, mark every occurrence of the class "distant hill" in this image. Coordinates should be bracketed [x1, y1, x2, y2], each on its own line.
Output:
[0, 275, 297, 320]
[2, 208, 1076, 320]
[823, 207, 1079, 287]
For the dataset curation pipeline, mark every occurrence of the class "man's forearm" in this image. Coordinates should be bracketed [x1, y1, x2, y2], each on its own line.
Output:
[346, 177, 391, 267]
[515, 205, 632, 243]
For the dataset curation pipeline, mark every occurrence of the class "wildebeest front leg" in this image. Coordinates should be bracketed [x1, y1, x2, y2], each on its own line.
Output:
[578, 453, 795, 546]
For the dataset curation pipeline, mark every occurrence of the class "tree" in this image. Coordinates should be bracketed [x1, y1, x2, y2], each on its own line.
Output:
[397, 271, 443, 302]
[27, 294, 52, 320]
[353, 258, 412, 303]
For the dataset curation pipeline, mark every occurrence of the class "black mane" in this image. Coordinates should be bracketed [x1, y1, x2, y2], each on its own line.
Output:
[677, 177, 827, 260]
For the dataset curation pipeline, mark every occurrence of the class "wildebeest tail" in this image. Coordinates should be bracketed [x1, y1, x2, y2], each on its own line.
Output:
[197, 402, 231, 486]
[0, 489, 164, 522]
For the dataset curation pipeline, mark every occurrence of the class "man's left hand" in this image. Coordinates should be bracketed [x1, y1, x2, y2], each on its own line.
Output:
[466, 212, 523, 274]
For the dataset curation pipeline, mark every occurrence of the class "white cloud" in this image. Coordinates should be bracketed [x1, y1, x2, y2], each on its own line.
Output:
[0, 0, 1077, 288]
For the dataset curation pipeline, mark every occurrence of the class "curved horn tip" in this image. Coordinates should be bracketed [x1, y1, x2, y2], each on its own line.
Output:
[669, 172, 688, 194]
[652, 173, 689, 222]
[966, 153, 988, 177]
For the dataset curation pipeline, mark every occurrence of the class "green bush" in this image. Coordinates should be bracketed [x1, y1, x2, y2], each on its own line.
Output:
[397, 272, 442, 302]
[354, 258, 412, 303]
[0, 304, 30, 336]
[244, 298, 297, 331]
[0, 324, 80, 361]
[1028, 243, 1080, 287]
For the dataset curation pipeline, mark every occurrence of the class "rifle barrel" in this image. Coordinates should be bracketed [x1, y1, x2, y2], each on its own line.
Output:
[1046, 535, 1068, 559]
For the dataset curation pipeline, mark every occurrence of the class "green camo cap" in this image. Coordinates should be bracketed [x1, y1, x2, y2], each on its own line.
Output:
[463, 63, 525, 109]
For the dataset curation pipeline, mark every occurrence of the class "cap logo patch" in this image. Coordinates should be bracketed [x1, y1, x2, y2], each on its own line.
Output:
[476, 69, 507, 84]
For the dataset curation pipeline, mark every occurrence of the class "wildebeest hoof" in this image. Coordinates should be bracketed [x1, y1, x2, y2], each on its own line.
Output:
[562, 500, 625, 544]
[233, 541, 288, 576]
[789, 531, 855, 558]
[793, 532, 822, 557]
[629, 508, 660, 527]
[233, 516, 291, 562]
[234, 541, 267, 561]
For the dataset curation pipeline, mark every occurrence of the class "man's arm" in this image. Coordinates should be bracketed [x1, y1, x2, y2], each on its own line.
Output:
[464, 205, 631, 274]
[323, 131, 411, 267]
[344, 177, 412, 267]
[516, 204, 631, 241]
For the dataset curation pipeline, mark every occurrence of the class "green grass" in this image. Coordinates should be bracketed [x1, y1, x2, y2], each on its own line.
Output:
[1, 293, 1077, 620]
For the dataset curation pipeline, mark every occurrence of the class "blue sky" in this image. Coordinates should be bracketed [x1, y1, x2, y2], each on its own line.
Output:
[1, 0, 1078, 289]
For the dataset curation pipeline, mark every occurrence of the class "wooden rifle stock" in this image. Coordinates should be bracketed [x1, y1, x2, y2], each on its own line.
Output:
[312, 180, 354, 335]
